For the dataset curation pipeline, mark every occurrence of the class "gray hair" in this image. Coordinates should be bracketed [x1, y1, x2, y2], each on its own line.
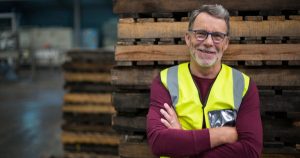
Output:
[188, 4, 230, 35]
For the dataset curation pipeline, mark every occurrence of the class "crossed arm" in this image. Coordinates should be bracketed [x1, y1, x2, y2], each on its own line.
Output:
[147, 76, 263, 157]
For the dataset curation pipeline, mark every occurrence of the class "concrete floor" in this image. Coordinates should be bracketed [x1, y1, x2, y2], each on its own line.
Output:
[0, 68, 64, 158]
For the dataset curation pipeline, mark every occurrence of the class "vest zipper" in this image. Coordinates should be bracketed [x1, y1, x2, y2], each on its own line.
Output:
[188, 64, 222, 128]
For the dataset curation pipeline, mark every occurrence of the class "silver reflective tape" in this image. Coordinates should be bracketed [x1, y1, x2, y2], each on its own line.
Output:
[232, 68, 244, 111]
[167, 66, 179, 107]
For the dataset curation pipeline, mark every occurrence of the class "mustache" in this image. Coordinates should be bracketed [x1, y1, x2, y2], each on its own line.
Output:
[197, 48, 217, 53]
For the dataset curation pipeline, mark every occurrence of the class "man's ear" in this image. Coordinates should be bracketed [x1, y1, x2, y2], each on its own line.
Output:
[185, 33, 191, 47]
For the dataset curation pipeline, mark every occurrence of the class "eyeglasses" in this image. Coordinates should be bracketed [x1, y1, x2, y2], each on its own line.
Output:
[189, 29, 228, 44]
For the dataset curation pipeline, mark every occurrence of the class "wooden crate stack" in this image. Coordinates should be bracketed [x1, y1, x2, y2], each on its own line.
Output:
[62, 49, 120, 158]
[111, 0, 300, 158]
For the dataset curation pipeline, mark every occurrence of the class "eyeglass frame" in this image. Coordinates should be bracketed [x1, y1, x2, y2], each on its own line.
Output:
[188, 29, 228, 44]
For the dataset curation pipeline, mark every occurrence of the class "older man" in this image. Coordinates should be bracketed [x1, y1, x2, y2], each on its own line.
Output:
[147, 4, 262, 158]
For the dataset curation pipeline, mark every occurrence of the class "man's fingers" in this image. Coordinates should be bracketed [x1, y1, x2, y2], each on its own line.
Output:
[160, 108, 172, 121]
[160, 118, 171, 128]
[164, 103, 176, 116]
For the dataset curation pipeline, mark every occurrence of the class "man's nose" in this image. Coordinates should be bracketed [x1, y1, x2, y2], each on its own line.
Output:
[203, 34, 214, 46]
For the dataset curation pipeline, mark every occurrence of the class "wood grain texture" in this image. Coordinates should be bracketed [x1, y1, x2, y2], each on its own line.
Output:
[62, 132, 120, 145]
[64, 72, 111, 83]
[64, 93, 112, 104]
[63, 62, 113, 72]
[64, 152, 119, 158]
[115, 44, 300, 61]
[119, 139, 156, 158]
[113, 116, 146, 133]
[113, 0, 300, 13]
[63, 104, 116, 114]
[111, 67, 300, 87]
[118, 20, 300, 38]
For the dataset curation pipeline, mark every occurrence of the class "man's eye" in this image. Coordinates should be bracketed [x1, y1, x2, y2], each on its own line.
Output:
[196, 32, 207, 37]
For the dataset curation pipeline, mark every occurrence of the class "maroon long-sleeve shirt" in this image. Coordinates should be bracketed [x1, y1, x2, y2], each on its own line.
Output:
[147, 71, 263, 158]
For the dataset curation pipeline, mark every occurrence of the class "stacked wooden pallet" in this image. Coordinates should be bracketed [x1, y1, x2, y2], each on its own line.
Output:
[112, 0, 300, 157]
[62, 49, 119, 158]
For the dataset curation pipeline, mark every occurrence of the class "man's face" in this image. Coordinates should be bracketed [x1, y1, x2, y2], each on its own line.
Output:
[185, 12, 229, 68]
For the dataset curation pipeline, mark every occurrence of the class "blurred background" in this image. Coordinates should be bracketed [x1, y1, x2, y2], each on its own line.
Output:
[1, 0, 299, 158]
[0, 0, 117, 157]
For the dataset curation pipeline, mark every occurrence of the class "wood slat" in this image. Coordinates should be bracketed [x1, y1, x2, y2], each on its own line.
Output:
[113, 93, 149, 112]
[62, 132, 120, 145]
[63, 104, 116, 114]
[115, 44, 300, 61]
[64, 93, 112, 104]
[113, 116, 146, 133]
[111, 67, 300, 87]
[113, 0, 300, 13]
[119, 137, 155, 158]
[62, 124, 117, 133]
[64, 144, 118, 156]
[64, 72, 111, 83]
[67, 49, 114, 63]
[63, 62, 113, 72]
[64, 152, 119, 158]
[64, 83, 114, 93]
[63, 113, 112, 126]
[118, 20, 300, 38]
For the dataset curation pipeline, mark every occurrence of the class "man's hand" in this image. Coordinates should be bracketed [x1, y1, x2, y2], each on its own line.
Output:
[209, 127, 238, 148]
[160, 103, 182, 129]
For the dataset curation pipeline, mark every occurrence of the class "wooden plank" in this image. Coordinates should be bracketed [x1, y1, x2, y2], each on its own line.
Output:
[263, 147, 300, 155]
[63, 62, 113, 72]
[244, 16, 263, 21]
[289, 15, 300, 20]
[111, 67, 300, 87]
[267, 16, 285, 21]
[64, 152, 119, 158]
[113, 0, 300, 13]
[63, 113, 112, 126]
[62, 124, 117, 133]
[64, 72, 111, 83]
[262, 153, 300, 158]
[119, 18, 135, 23]
[64, 83, 114, 93]
[118, 20, 300, 38]
[63, 104, 116, 114]
[263, 128, 300, 144]
[62, 132, 120, 145]
[115, 44, 300, 61]
[119, 137, 156, 158]
[67, 49, 114, 63]
[113, 116, 146, 133]
[64, 144, 118, 156]
[288, 61, 300, 66]
[64, 93, 111, 104]
[265, 61, 282, 65]
[113, 93, 149, 112]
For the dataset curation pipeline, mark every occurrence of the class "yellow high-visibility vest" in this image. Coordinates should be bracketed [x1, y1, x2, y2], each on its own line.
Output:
[160, 62, 250, 130]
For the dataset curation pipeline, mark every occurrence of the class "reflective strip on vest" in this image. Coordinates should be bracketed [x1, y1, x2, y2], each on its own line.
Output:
[167, 65, 179, 106]
[232, 68, 245, 111]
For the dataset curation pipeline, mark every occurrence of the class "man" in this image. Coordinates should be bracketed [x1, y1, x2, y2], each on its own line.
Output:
[147, 4, 263, 158]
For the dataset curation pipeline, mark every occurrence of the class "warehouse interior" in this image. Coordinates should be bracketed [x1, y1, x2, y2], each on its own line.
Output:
[0, 0, 116, 157]
[0, 0, 300, 158]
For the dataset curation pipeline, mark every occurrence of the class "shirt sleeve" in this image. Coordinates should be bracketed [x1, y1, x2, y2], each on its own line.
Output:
[147, 75, 211, 157]
[197, 79, 263, 158]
